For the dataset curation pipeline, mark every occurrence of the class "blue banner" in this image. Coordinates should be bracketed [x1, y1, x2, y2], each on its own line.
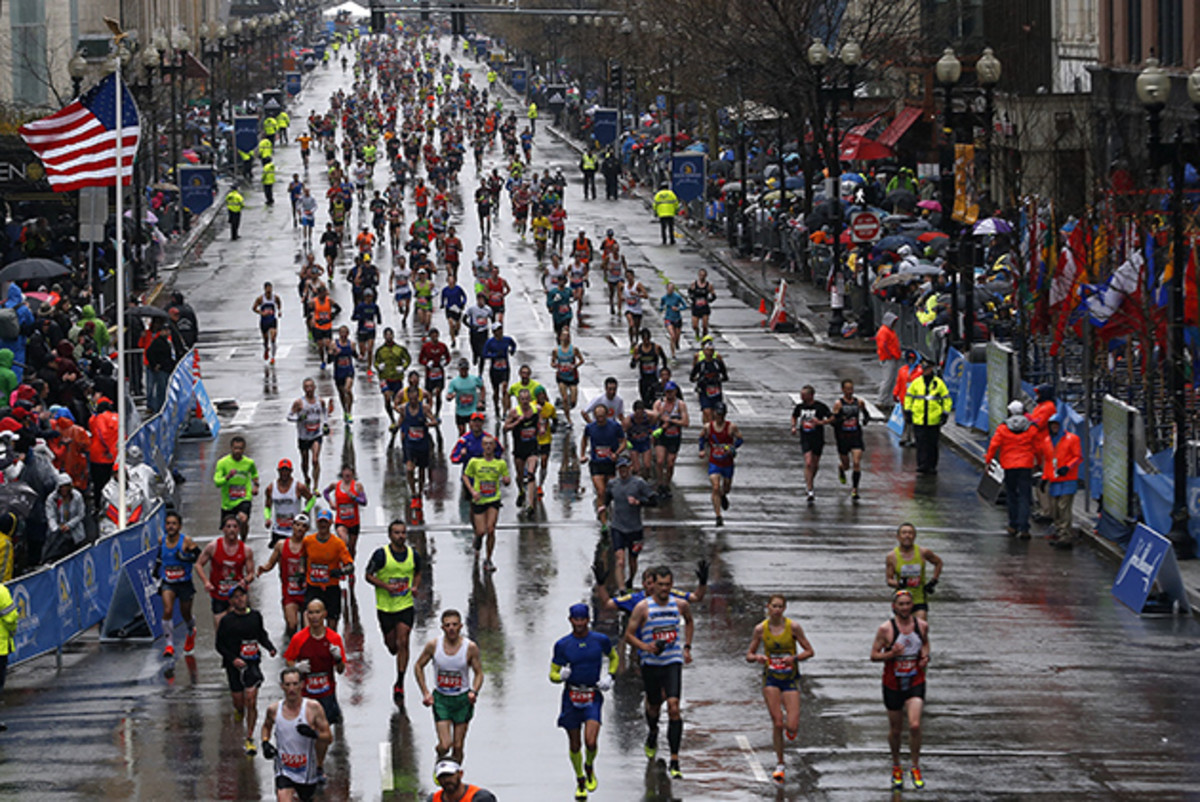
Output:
[671, 154, 706, 203]
[285, 72, 302, 97]
[314, 42, 326, 60]
[592, 108, 618, 146]
[656, 94, 666, 111]
[510, 68, 526, 95]
[9, 569, 58, 662]
[53, 563, 79, 646]
[73, 539, 110, 629]
[234, 116, 259, 157]
[475, 38, 487, 58]
[122, 548, 171, 639]
[1112, 523, 1188, 613]
[955, 361, 987, 430]
[193, 380, 221, 440]
[178, 165, 216, 216]
[942, 347, 964, 399]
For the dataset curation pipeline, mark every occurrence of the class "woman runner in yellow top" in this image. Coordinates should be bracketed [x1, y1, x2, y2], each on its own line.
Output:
[745, 594, 815, 784]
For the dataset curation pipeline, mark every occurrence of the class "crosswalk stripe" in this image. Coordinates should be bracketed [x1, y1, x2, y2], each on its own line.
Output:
[228, 401, 258, 427]
[771, 332, 807, 350]
[720, 332, 747, 350]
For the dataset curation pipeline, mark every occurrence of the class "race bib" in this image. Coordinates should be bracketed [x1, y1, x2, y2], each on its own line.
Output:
[894, 658, 917, 678]
[460, 393, 474, 406]
[305, 672, 332, 695]
[305, 420, 321, 433]
[337, 503, 356, 520]
[286, 573, 304, 596]
[695, 297, 708, 307]
[705, 385, 721, 397]
[240, 640, 260, 659]
[520, 428, 536, 441]
[281, 752, 308, 770]
[558, 304, 570, 315]
[437, 670, 463, 690]
[230, 485, 248, 500]
[767, 655, 792, 673]
[492, 358, 508, 371]
[387, 577, 410, 596]
[652, 626, 677, 643]
[310, 563, 330, 583]
[163, 566, 186, 583]
[595, 447, 613, 461]
[479, 480, 497, 496]
[218, 578, 239, 597]
[568, 686, 595, 707]
[428, 367, 443, 381]
[408, 428, 426, 441]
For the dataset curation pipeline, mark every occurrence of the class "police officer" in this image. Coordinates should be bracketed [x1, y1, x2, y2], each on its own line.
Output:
[261, 158, 276, 206]
[0, 576, 19, 731]
[902, 360, 952, 475]
[653, 183, 679, 245]
[257, 134, 274, 166]
[226, 184, 246, 240]
[579, 149, 598, 200]
[527, 101, 538, 136]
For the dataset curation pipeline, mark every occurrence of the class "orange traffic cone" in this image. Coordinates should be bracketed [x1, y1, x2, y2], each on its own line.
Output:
[758, 298, 767, 314]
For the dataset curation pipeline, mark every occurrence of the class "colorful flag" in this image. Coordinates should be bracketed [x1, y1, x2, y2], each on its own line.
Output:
[18, 73, 140, 192]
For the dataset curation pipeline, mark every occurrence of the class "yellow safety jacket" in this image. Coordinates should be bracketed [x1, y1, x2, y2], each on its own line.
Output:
[903, 374, 952, 426]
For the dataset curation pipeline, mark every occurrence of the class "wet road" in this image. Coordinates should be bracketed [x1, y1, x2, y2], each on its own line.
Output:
[5, 41, 1200, 802]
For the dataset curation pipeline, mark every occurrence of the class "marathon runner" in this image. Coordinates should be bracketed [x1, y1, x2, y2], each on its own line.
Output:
[580, 403, 626, 532]
[365, 520, 423, 705]
[744, 594, 815, 784]
[604, 455, 657, 590]
[546, 272, 574, 336]
[551, 329, 583, 428]
[288, 378, 333, 488]
[440, 273, 468, 345]
[327, 326, 357, 424]
[373, 328, 412, 426]
[620, 269, 649, 349]
[432, 761, 497, 802]
[260, 667, 333, 802]
[532, 386, 556, 496]
[419, 328, 452, 419]
[463, 293, 493, 375]
[550, 603, 617, 800]
[155, 510, 199, 658]
[699, 402, 742, 527]
[351, 288, 381, 369]
[651, 382, 689, 498]
[463, 435, 509, 572]
[688, 269, 717, 340]
[252, 281, 283, 364]
[213, 435, 259, 540]
[397, 388, 436, 502]
[581, 377, 625, 425]
[214, 583, 276, 756]
[322, 465, 367, 558]
[831, 379, 870, 499]
[284, 599, 347, 780]
[482, 323, 517, 416]
[870, 589, 930, 792]
[264, 458, 314, 548]
[302, 509, 354, 630]
[414, 609, 483, 764]
[196, 516, 256, 630]
[390, 255, 413, 327]
[658, 282, 687, 359]
[624, 566, 695, 779]
[308, 285, 338, 365]
[631, 329, 667, 407]
[446, 359, 485, 436]
[624, 400, 656, 478]
[690, 336, 728, 425]
[790, 385, 833, 505]
[503, 388, 544, 516]
[885, 523, 943, 621]
[257, 512, 310, 640]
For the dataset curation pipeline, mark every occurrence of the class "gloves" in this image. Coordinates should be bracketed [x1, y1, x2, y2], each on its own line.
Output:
[329, 644, 343, 662]
[924, 579, 938, 595]
[597, 673, 614, 692]
[328, 567, 345, 579]
[295, 659, 311, 673]
[261, 741, 277, 760]
[559, 665, 572, 682]
[296, 722, 318, 739]
[695, 558, 710, 586]
[1056, 466, 1069, 477]
[591, 561, 608, 585]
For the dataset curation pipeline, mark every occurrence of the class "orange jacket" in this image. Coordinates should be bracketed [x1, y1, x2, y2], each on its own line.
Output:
[894, 364, 922, 404]
[985, 418, 1052, 470]
[875, 324, 901, 362]
[1043, 429, 1083, 483]
[88, 410, 119, 464]
[51, 418, 90, 489]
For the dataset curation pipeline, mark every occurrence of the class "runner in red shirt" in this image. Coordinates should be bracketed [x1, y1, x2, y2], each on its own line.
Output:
[195, 517, 256, 630]
[257, 513, 310, 640]
[284, 599, 347, 783]
[419, 329, 452, 419]
[322, 467, 367, 558]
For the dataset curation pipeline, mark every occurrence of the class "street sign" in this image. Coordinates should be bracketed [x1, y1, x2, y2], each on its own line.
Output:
[79, 186, 107, 243]
[849, 210, 881, 243]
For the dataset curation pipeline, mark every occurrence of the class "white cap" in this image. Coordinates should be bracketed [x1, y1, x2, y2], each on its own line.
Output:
[1007, 400, 1024, 415]
[434, 759, 462, 777]
[57, 472, 73, 486]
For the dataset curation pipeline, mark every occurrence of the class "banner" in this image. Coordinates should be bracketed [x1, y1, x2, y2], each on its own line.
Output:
[942, 347, 964, 400]
[261, 90, 285, 116]
[9, 569, 58, 662]
[178, 165, 216, 216]
[592, 108, 618, 147]
[234, 116, 259, 157]
[510, 68, 526, 95]
[952, 143, 979, 225]
[1112, 524, 1189, 613]
[671, 153, 706, 203]
[285, 72, 302, 97]
[544, 84, 568, 114]
[985, 341, 1013, 434]
[1102, 395, 1136, 523]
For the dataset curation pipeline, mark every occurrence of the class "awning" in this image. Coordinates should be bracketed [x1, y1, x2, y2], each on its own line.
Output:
[878, 106, 924, 148]
[848, 112, 886, 137]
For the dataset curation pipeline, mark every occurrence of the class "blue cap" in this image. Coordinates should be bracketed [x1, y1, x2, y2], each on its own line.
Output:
[663, 381, 679, 392]
[568, 603, 589, 620]
[316, 508, 334, 522]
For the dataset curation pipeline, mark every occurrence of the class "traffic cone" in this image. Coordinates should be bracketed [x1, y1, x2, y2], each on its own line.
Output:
[758, 298, 767, 314]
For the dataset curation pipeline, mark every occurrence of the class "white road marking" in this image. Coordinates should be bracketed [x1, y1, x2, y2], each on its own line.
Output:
[228, 401, 259, 427]
[771, 332, 807, 350]
[788, 393, 802, 406]
[864, 400, 886, 420]
[735, 734, 769, 783]
[720, 332, 747, 350]
[518, 287, 548, 331]
[724, 394, 756, 418]
[374, 506, 385, 527]
[276, 344, 292, 361]
[124, 715, 134, 779]
[379, 741, 393, 791]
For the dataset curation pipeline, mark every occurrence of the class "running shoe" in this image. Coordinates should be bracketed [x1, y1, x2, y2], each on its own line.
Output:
[269, 357, 275, 365]
[715, 516, 724, 527]
[316, 768, 327, 786]
[184, 630, 195, 655]
[910, 766, 924, 789]
[891, 765, 904, 790]
[850, 488, 859, 499]
[344, 413, 353, 423]
[537, 485, 544, 497]
[234, 709, 244, 723]
[720, 493, 729, 511]
[161, 644, 174, 658]
[393, 684, 405, 705]
[574, 784, 587, 801]
[585, 764, 597, 792]
[245, 738, 257, 756]
[785, 727, 797, 741]
[668, 761, 682, 779]
[772, 763, 785, 783]
[517, 489, 525, 507]
[483, 558, 496, 572]
[263, 349, 269, 361]
[806, 491, 815, 505]
[838, 467, 846, 484]
[644, 742, 656, 760]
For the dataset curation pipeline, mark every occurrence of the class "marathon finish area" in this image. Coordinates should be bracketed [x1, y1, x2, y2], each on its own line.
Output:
[2, 34, 1199, 802]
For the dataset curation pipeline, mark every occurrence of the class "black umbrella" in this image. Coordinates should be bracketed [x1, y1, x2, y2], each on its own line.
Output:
[127, 305, 170, 319]
[882, 189, 918, 213]
[0, 258, 71, 283]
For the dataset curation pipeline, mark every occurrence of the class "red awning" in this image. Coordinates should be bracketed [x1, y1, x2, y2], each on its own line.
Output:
[878, 106, 923, 148]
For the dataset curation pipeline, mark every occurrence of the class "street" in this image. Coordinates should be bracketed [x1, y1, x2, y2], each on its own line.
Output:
[4, 44, 1200, 802]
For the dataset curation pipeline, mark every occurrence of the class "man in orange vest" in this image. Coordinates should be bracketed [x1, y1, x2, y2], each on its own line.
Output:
[1043, 414, 1083, 549]
[432, 760, 496, 801]
[892, 350, 921, 447]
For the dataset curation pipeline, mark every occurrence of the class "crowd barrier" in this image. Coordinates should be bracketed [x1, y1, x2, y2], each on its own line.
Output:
[8, 350, 214, 666]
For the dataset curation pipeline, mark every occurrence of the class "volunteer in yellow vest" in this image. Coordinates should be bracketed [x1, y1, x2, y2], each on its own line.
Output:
[364, 520, 423, 704]
[579, 149, 598, 200]
[486, 69, 497, 87]
[885, 522, 943, 621]
[261, 158, 276, 206]
[238, 147, 254, 181]
[226, 184, 245, 240]
[263, 114, 278, 144]
[0, 573, 21, 729]
[902, 359, 952, 474]
[653, 183, 680, 246]
[257, 135, 273, 165]
[527, 101, 538, 135]
[276, 110, 290, 145]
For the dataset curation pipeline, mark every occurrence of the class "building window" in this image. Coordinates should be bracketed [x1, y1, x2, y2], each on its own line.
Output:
[11, 0, 48, 107]
[1157, 0, 1183, 66]
[1127, 0, 1142, 64]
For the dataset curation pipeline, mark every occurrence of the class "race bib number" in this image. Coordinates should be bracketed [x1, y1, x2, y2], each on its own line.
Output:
[240, 640, 260, 659]
[281, 752, 308, 770]
[310, 563, 330, 583]
[218, 578, 239, 597]
[479, 480, 497, 496]
[230, 485, 248, 500]
[767, 655, 792, 673]
[695, 297, 708, 307]
[428, 367, 443, 381]
[362, 320, 376, 330]
[492, 358, 508, 371]
[595, 447, 613, 461]
[387, 577, 410, 596]
[437, 670, 463, 691]
[894, 658, 917, 678]
[558, 304, 571, 315]
[520, 428, 536, 441]
[163, 566, 186, 583]
[337, 503, 356, 520]
[652, 626, 677, 644]
[568, 686, 595, 707]
[408, 428, 425, 441]
[900, 565, 922, 588]
[286, 573, 305, 596]
[306, 672, 332, 695]
[705, 385, 721, 397]
[276, 514, 294, 529]
[460, 393, 474, 406]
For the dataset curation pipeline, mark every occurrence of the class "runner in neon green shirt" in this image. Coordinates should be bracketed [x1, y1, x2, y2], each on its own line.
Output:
[463, 436, 509, 572]
[213, 435, 260, 540]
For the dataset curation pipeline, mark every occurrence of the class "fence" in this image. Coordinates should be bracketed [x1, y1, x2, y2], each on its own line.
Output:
[7, 350, 212, 666]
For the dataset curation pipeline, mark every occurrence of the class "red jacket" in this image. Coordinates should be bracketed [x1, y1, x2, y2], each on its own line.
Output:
[876, 325, 901, 362]
[1043, 429, 1083, 483]
[985, 418, 1052, 470]
[88, 410, 119, 464]
[894, 364, 922, 403]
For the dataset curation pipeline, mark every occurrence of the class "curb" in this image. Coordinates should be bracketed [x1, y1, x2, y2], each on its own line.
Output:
[142, 197, 224, 307]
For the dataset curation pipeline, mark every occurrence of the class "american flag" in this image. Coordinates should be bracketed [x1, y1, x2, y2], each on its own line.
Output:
[18, 73, 140, 193]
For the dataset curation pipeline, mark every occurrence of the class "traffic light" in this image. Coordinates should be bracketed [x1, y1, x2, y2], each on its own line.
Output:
[371, 9, 385, 32]
[608, 62, 623, 98]
[420, 0, 430, 21]
[452, 3, 466, 35]
[626, 67, 637, 91]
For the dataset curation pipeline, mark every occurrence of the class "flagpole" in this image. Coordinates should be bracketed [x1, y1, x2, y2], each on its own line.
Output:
[115, 45, 127, 531]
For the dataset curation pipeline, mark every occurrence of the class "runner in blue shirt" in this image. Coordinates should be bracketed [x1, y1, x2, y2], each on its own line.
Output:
[659, 282, 688, 359]
[481, 324, 518, 416]
[440, 274, 469, 345]
[550, 603, 617, 801]
[580, 403, 626, 532]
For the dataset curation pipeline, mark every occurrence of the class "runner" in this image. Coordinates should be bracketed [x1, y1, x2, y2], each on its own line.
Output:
[690, 336, 728, 425]
[551, 328, 583, 428]
[156, 510, 199, 658]
[446, 359, 486, 436]
[463, 293, 493, 374]
[604, 455, 657, 590]
[483, 265, 510, 324]
[302, 510, 354, 630]
[419, 328, 452, 419]
[374, 328, 411, 425]
[288, 378, 333, 488]
[831, 379, 870, 499]
[885, 523, 943, 621]
[213, 436, 260, 540]
[215, 585, 276, 755]
[257, 512, 310, 641]
[413, 269, 436, 333]
[602, 241, 624, 315]
[463, 435, 510, 572]
[308, 285, 337, 365]
[581, 377, 626, 425]
[688, 269, 717, 339]
[744, 595, 815, 784]
[699, 402, 742, 527]
[264, 458, 314, 548]
[351, 288, 381, 370]
[440, 272, 468, 346]
[299, 188, 319, 250]
[532, 386, 557, 497]
[870, 590, 930, 792]
[260, 667, 333, 802]
[503, 388, 544, 516]
[414, 609, 484, 764]
[658, 282, 687, 359]
[390, 254, 413, 327]
[546, 273, 573, 336]
[651, 382, 689, 498]
[432, 761, 498, 802]
[580, 403, 626, 531]
[550, 603, 617, 800]
[284, 599, 347, 779]
[327, 326, 357, 424]
[398, 388, 436, 501]
[790, 385, 833, 504]
[365, 520, 424, 705]
[252, 281, 283, 364]
[631, 329, 667, 407]
[482, 323, 517, 416]
[624, 400, 656, 478]
[322, 465, 367, 558]
[624, 566, 695, 779]
[620, 268, 649, 349]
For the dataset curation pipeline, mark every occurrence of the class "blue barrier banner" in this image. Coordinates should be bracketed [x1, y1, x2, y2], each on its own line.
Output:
[53, 562, 79, 646]
[510, 68, 526, 95]
[1112, 523, 1189, 613]
[122, 548, 170, 640]
[943, 347, 964, 400]
[285, 72, 302, 97]
[592, 108, 618, 146]
[475, 39, 487, 58]
[314, 42, 326, 60]
[886, 403, 904, 436]
[1089, 422, 1104, 499]
[194, 380, 221, 440]
[671, 154, 706, 203]
[955, 361, 986, 429]
[178, 165, 216, 216]
[9, 569, 58, 662]
[74, 539, 111, 629]
[234, 116, 259, 157]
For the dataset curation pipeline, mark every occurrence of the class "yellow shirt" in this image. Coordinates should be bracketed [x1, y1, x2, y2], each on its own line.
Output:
[536, 401, 556, 445]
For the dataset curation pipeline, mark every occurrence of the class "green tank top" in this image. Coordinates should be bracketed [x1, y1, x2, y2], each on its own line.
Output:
[893, 545, 927, 605]
[374, 545, 416, 613]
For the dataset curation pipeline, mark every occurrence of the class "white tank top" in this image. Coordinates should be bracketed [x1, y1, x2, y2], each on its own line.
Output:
[273, 699, 319, 785]
[296, 398, 325, 441]
[433, 635, 472, 697]
[272, 481, 299, 535]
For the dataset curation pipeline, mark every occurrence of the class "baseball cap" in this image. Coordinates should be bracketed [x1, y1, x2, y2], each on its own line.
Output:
[663, 381, 679, 392]
[293, 513, 310, 526]
[1007, 400, 1024, 415]
[568, 602, 589, 619]
[278, 458, 294, 471]
[491, 322, 503, 331]
[616, 454, 632, 468]
[458, 357, 471, 368]
[469, 411, 486, 421]
[316, 508, 334, 522]
[434, 759, 462, 777]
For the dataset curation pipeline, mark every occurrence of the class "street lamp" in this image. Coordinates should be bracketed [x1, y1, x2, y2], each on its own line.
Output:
[141, 44, 161, 183]
[68, 51, 87, 96]
[936, 48, 963, 342]
[1138, 57, 1200, 559]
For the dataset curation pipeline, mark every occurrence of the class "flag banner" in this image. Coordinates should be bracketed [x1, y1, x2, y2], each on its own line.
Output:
[952, 144, 979, 225]
[18, 73, 140, 192]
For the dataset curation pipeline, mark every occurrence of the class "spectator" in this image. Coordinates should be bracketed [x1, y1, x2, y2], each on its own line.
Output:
[48, 407, 89, 491]
[44, 473, 86, 561]
[1044, 415, 1083, 549]
[0, 351, 15, 400]
[875, 312, 901, 409]
[985, 400, 1052, 540]
[166, 292, 198, 348]
[69, 305, 110, 352]
[893, 350, 922, 447]
[144, 319, 175, 413]
[88, 397, 119, 508]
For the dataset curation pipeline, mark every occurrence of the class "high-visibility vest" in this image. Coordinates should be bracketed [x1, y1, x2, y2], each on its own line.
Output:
[226, 191, 245, 213]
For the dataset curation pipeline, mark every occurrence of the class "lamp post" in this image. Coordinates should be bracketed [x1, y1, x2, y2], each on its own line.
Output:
[169, 28, 192, 236]
[935, 47, 962, 343]
[225, 18, 242, 117]
[1138, 57, 1200, 559]
[142, 43, 161, 184]
[976, 47, 1002, 212]
[68, 51, 87, 96]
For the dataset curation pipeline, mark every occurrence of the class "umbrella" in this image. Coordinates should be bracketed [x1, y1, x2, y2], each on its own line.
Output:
[973, 216, 1013, 235]
[150, 182, 180, 192]
[784, 175, 804, 190]
[181, 149, 201, 164]
[684, 142, 707, 153]
[882, 189, 918, 212]
[873, 234, 921, 255]
[721, 181, 744, 194]
[917, 199, 942, 212]
[874, 272, 925, 290]
[838, 134, 894, 162]
[759, 189, 801, 203]
[899, 261, 944, 276]
[0, 258, 70, 283]
[917, 231, 949, 243]
[127, 305, 170, 320]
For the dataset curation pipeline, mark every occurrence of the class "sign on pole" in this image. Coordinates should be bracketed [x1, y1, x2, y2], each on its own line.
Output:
[510, 68, 527, 95]
[848, 210, 881, 244]
[234, 116, 259, 156]
[592, 108, 618, 146]
[178, 165, 216, 216]
[670, 153, 705, 203]
[285, 72, 302, 97]
[78, 186, 107, 243]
